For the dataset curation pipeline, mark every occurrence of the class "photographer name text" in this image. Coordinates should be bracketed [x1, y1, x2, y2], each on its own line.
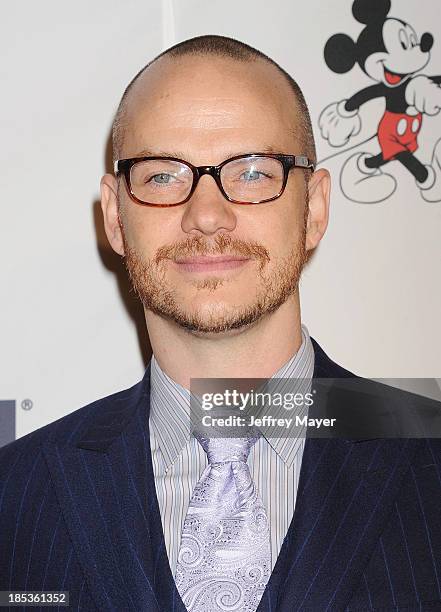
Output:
[201, 415, 336, 429]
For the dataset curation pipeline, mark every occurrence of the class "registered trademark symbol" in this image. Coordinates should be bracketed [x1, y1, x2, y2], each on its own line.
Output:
[21, 399, 33, 411]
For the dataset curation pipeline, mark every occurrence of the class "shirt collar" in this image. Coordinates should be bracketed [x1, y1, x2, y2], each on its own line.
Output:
[149, 323, 314, 471]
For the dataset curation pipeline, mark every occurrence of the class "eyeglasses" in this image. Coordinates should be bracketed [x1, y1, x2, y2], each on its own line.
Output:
[113, 153, 315, 207]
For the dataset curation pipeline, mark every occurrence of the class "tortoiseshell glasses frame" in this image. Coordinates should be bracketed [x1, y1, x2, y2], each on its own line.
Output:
[113, 152, 315, 207]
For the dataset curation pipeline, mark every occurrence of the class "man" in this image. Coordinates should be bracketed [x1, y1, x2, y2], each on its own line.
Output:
[1, 35, 440, 612]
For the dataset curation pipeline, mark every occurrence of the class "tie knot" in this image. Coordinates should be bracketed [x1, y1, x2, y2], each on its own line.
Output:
[196, 435, 259, 464]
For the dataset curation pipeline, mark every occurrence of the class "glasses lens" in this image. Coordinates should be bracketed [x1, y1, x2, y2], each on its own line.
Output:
[220, 156, 284, 203]
[130, 159, 193, 205]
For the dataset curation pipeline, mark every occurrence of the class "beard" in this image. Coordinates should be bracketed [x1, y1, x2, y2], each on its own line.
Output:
[121, 210, 308, 335]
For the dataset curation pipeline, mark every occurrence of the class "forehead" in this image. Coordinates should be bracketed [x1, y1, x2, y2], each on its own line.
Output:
[120, 55, 301, 161]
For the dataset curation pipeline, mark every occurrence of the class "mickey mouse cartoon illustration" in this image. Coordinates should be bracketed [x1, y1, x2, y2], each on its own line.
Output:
[319, 0, 441, 203]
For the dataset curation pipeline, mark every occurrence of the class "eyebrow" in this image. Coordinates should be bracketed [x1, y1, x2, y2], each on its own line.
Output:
[130, 144, 280, 159]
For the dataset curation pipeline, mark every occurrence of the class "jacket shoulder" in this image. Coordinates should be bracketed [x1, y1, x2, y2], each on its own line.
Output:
[310, 336, 357, 378]
[0, 377, 145, 475]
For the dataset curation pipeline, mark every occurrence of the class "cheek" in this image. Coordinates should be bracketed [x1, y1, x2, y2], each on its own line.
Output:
[253, 192, 306, 256]
[279, 177, 308, 233]
[119, 201, 169, 257]
[364, 53, 388, 81]
[389, 48, 430, 74]
[281, 210, 307, 252]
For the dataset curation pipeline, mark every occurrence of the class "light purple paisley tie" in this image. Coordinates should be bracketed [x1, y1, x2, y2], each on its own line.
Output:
[175, 434, 271, 612]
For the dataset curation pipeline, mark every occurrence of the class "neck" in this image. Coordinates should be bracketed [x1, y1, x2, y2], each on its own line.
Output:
[144, 293, 303, 390]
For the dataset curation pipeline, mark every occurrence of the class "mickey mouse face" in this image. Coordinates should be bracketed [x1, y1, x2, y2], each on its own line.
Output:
[365, 18, 431, 86]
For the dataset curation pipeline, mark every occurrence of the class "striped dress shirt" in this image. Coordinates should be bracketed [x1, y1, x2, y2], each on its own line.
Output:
[149, 323, 314, 576]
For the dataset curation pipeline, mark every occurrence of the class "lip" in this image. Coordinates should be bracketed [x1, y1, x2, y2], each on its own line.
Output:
[174, 255, 251, 273]
[383, 65, 408, 85]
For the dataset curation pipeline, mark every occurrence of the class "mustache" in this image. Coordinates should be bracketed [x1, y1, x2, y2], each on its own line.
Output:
[154, 233, 270, 265]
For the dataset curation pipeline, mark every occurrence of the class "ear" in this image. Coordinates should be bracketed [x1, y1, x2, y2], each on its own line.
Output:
[324, 34, 357, 74]
[352, 0, 390, 25]
[305, 168, 331, 252]
[100, 173, 125, 256]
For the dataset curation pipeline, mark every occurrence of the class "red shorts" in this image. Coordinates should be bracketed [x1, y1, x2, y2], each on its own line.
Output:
[377, 110, 423, 161]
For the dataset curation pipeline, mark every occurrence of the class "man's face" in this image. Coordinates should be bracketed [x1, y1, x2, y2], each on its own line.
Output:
[105, 56, 322, 336]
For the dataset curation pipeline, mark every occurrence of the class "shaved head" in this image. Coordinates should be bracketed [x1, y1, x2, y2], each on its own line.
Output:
[111, 34, 316, 165]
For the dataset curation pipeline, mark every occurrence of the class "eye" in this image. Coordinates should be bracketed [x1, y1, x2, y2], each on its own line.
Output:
[149, 173, 176, 185]
[240, 169, 268, 181]
[409, 32, 418, 47]
[399, 28, 409, 50]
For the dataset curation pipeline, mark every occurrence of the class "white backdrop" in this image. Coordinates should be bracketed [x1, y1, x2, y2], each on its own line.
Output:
[1, 0, 440, 441]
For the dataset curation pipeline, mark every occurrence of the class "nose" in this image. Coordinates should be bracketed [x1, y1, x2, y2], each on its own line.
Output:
[420, 32, 433, 53]
[180, 174, 237, 236]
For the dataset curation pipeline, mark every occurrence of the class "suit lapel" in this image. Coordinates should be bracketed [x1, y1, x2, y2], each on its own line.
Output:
[258, 339, 422, 611]
[42, 363, 186, 612]
[262, 436, 421, 611]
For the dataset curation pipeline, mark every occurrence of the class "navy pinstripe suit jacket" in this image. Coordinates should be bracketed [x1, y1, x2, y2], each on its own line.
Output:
[1, 338, 441, 611]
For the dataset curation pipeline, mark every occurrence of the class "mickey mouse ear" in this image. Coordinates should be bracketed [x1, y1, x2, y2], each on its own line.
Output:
[352, 0, 391, 25]
[324, 34, 357, 74]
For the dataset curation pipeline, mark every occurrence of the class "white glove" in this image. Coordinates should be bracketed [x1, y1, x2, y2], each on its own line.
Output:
[319, 100, 361, 147]
[405, 75, 441, 116]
